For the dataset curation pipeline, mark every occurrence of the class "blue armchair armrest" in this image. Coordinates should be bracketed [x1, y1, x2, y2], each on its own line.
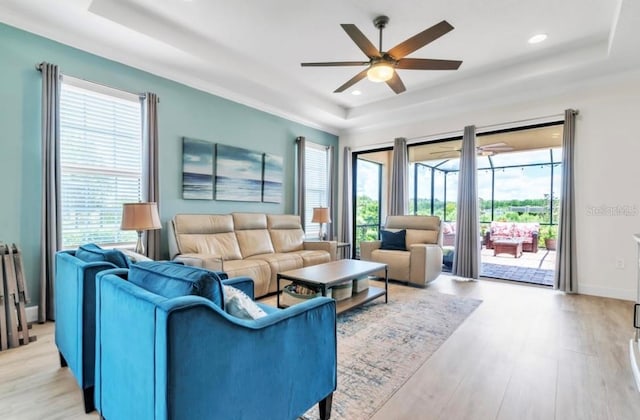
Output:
[54, 250, 120, 413]
[222, 276, 255, 299]
[95, 272, 337, 420]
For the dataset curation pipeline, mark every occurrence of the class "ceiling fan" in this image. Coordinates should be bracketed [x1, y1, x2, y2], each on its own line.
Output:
[430, 143, 515, 157]
[301, 15, 462, 94]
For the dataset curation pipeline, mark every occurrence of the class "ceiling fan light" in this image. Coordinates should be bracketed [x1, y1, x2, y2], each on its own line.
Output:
[367, 63, 394, 82]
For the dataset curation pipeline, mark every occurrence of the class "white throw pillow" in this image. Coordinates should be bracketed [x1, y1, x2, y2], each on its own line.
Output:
[223, 285, 267, 320]
[120, 249, 153, 263]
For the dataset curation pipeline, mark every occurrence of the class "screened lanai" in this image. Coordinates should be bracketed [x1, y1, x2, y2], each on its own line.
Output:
[407, 123, 563, 285]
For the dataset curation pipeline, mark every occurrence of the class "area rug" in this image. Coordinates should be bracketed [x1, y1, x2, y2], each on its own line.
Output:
[481, 262, 554, 286]
[301, 285, 482, 420]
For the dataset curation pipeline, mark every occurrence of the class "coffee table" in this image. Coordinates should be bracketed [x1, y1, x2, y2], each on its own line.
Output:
[493, 239, 523, 258]
[276, 259, 388, 314]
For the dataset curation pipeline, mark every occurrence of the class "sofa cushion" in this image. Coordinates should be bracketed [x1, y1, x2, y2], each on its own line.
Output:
[236, 230, 275, 258]
[76, 243, 129, 268]
[178, 232, 243, 260]
[370, 249, 410, 281]
[232, 212, 268, 230]
[247, 253, 304, 293]
[222, 285, 267, 320]
[386, 215, 440, 231]
[291, 250, 331, 267]
[219, 259, 272, 298]
[268, 214, 305, 253]
[380, 229, 407, 251]
[406, 229, 438, 247]
[129, 262, 224, 308]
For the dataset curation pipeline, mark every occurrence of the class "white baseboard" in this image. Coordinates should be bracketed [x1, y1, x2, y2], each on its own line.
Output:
[26, 306, 39, 323]
[578, 284, 636, 301]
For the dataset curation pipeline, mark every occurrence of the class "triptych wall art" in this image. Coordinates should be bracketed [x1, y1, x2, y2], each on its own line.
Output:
[182, 137, 283, 203]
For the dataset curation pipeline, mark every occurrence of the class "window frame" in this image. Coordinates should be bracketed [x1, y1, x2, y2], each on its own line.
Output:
[59, 76, 144, 249]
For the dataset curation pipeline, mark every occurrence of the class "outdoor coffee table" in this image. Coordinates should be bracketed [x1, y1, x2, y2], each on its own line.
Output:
[277, 259, 388, 315]
[493, 239, 523, 258]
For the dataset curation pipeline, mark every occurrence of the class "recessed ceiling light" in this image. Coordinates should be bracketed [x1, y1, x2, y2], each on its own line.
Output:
[528, 33, 548, 44]
[352, 90, 362, 96]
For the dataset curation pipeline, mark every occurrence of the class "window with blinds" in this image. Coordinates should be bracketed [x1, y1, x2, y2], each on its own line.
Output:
[59, 79, 142, 248]
[304, 142, 331, 239]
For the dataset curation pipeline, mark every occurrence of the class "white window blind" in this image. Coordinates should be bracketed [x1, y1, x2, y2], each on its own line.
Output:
[59, 80, 142, 248]
[304, 142, 330, 238]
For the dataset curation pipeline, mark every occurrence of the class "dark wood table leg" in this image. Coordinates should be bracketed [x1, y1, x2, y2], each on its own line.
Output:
[384, 266, 388, 303]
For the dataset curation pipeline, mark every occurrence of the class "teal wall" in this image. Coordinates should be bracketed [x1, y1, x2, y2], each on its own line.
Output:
[0, 23, 338, 308]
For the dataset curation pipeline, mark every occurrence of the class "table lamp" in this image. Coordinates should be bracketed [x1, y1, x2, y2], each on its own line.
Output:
[311, 207, 331, 240]
[120, 202, 162, 255]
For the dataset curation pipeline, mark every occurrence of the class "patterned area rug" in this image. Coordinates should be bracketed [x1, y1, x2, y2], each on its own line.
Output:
[302, 284, 482, 420]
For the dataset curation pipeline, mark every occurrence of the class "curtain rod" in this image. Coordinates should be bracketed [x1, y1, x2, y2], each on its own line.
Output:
[35, 62, 160, 103]
[351, 111, 573, 152]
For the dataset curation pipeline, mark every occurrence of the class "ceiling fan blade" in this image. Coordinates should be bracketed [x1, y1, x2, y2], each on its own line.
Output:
[301, 61, 370, 67]
[341, 24, 381, 58]
[481, 142, 508, 148]
[386, 71, 406, 94]
[483, 147, 513, 152]
[334, 68, 369, 93]
[396, 58, 462, 70]
[388, 20, 454, 60]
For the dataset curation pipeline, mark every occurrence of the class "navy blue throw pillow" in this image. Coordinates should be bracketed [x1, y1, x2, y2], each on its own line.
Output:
[128, 262, 225, 309]
[76, 243, 130, 268]
[380, 229, 407, 251]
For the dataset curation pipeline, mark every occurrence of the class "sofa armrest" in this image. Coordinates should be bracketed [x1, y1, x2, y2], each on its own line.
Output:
[303, 240, 337, 261]
[173, 253, 223, 270]
[360, 240, 382, 261]
[408, 244, 443, 286]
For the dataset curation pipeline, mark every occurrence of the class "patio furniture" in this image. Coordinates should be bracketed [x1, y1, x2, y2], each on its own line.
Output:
[493, 239, 523, 258]
[484, 222, 539, 253]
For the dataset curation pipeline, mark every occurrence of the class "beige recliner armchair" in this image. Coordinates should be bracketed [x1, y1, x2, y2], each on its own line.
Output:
[360, 215, 443, 287]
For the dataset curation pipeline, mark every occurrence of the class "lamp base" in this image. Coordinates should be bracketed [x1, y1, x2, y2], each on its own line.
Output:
[318, 223, 325, 241]
[135, 231, 145, 255]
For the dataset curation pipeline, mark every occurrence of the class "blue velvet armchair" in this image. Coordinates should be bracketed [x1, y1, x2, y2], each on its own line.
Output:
[54, 246, 130, 413]
[94, 262, 337, 420]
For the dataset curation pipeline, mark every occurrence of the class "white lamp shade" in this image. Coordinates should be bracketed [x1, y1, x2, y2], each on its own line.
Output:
[120, 202, 162, 231]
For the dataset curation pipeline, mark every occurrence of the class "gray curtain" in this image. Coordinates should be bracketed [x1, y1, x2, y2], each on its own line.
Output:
[453, 125, 480, 279]
[555, 109, 578, 292]
[39, 62, 61, 322]
[327, 145, 335, 240]
[340, 147, 353, 251]
[389, 137, 408, 215]
[142, 93, 161, 260]
[295, 137, 306, 230]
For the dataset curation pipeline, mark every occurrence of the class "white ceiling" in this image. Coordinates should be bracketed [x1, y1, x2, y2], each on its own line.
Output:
[1, 0, 638, 134]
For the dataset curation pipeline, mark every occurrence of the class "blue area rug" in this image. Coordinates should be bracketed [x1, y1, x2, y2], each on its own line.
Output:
[302, 284, 481, 419]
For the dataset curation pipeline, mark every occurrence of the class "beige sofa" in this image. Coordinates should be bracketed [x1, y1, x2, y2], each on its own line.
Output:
[360, 215, 443, 287]
[168, 213, 336, 297]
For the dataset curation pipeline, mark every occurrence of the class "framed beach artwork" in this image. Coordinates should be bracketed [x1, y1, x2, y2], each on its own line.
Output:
[182, 138, 214, 200]
[215, 144, 263, 202]
[262, 153, 283, 203]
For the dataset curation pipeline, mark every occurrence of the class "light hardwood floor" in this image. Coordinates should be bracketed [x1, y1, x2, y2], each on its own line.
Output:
[1, 275, 639, 420]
